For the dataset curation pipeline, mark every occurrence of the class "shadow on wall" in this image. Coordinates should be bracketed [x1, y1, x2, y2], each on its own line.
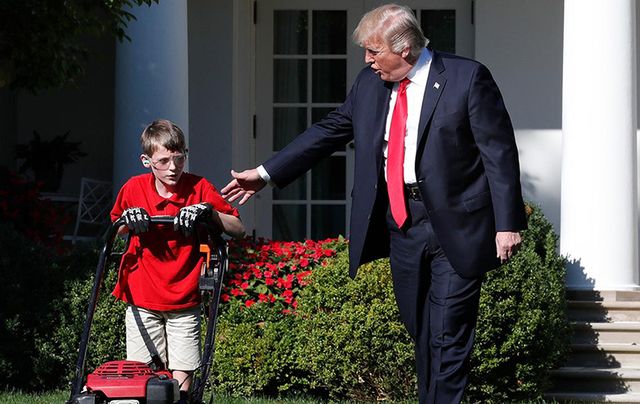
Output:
[559, 258, 629, 396]
[515, 131, 562, 235]
[520, 170, 538, 203]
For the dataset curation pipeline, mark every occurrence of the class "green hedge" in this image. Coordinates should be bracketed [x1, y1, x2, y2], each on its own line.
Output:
[0, 222, 124, 391]
[45, 251, 127, 386]
[210, 205, 570, 402]
[292, 250, 415, 401]
[2, 204, 569, 403]
[0, 222, 63, 390]
[212, 305, 301, 397]
[468, 205, 570, 402]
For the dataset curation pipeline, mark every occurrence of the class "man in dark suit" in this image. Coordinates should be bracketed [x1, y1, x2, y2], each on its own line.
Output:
[222, 4, 526, 403]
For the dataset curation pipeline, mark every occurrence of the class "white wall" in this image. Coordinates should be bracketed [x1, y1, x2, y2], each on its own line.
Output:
[476, 0, 564, 130]
[187, 0, 234, 191]
[476, 0, 564, 232]
[114, 2, 189, 190]
[515, 129, 562, 231]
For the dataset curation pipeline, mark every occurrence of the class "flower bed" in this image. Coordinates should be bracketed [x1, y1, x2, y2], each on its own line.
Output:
[222, 237, 342, 313]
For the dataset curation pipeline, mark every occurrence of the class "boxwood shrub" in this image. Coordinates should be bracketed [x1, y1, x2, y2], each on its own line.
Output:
[0, 222, 66, 391]
[46, 251, 127, 386]
[0, 221, 101, 391]
[211, 204, 570, 402]
[467, 205, 571, 403]
[292, 249, 416, 401]
[13, 204, 567, 402]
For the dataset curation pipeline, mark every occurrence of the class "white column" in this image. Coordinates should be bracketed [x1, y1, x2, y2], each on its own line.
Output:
[113, 2, 189, 189]
[561, 0, 638, 290]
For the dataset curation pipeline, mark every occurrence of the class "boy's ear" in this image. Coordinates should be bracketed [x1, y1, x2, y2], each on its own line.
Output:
[141, 155, 151, 168]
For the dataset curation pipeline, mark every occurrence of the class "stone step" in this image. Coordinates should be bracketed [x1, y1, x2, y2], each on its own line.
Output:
[567, 290, 640, 302]
[572, 322, 640, 344]
[551, 291, 640, 401]
[545, 391, 640, 403]
[566, 343, 640, 368]
[568, 300, 640, 322]
[549, 367, 640, 393]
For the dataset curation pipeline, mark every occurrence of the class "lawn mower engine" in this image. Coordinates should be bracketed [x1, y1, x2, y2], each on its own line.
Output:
[70, 360, 179, 404]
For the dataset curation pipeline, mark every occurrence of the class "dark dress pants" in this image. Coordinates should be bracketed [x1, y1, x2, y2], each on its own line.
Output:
[386, 196, 482, 404]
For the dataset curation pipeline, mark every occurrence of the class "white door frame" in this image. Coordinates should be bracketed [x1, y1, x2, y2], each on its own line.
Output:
[253, 0, 365, 239]
[232, 0, 474, 239]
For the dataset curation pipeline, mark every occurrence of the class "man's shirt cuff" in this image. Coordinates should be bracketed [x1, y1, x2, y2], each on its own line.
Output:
[257, 165, 274, 186]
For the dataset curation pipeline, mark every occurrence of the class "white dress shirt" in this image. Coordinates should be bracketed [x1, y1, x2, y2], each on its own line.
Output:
[383, 48, 432, 185]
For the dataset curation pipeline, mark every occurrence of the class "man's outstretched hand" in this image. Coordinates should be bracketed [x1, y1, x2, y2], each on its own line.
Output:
[221, 169, 267, 205]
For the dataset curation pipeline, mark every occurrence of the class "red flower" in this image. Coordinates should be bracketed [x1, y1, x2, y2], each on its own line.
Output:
[222, 236, 342, 314]
[297, 271, 312, 285]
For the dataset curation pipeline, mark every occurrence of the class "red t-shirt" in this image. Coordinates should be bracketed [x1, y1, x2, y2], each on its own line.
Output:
[110, 172, 239, 311]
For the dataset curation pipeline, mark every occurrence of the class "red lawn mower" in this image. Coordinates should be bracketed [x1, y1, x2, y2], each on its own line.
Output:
[67, 216, 228, 404]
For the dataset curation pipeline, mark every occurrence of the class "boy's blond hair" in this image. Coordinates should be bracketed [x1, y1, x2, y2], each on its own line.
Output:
[140, 119, 186, 156]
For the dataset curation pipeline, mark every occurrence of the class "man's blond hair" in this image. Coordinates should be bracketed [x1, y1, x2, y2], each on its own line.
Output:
[352, 4, 428, 62]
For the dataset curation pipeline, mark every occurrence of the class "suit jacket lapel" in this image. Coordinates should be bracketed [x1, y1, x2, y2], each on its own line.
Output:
[373, 80, 393, 175]
[417, 51, 446, 148]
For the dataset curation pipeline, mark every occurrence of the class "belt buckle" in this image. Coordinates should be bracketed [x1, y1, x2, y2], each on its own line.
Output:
[406, 184, 422, 201]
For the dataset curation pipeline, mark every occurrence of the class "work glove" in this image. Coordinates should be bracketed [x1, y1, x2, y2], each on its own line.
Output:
[121, 207, 150, 235]
[174, 202, 212, 236]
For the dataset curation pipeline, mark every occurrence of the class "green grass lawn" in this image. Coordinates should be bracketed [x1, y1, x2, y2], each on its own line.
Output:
[0, 390, 68, 404]
[0, 390, 329, 404]
[0, 390, 574, 404]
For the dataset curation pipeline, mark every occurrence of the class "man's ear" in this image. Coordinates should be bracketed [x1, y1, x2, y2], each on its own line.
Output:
[401, 47, 410, 59]
[141, 154, 151, 168]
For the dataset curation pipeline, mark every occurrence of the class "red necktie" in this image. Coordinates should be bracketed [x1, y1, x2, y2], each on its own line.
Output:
[387, 78, 410, 228]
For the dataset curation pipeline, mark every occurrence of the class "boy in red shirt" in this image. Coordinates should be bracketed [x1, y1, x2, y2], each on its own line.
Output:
[110, 119, 244, 401]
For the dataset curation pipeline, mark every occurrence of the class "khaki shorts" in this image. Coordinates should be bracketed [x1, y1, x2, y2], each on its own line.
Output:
[125, 304, 201, 371]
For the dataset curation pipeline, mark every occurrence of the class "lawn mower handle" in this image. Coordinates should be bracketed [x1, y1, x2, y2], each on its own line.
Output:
[69, 215, 223, 403]
[112, 214, 175, 227]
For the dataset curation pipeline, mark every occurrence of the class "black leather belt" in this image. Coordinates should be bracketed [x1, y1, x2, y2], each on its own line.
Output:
[405, 184, 422, 201]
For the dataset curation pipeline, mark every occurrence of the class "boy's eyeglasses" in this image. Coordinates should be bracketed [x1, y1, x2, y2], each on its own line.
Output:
[146, 153, 188, 171]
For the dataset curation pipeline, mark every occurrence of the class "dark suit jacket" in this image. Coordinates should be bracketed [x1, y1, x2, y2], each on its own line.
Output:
[264, 50, 527, 279]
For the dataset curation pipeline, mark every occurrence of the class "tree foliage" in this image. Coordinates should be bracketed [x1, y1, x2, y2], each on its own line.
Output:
[0, 0, 158, 93]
